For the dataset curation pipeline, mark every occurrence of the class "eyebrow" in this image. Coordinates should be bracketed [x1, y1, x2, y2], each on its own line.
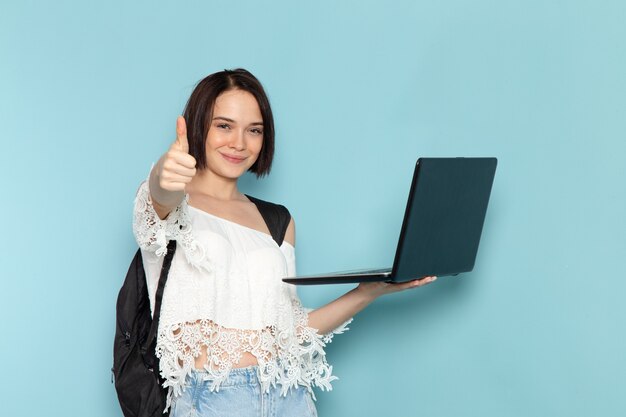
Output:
[212, 116, 263, 126]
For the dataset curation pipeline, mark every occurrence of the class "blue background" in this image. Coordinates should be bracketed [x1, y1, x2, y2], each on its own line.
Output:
[1, 1, 625, 416]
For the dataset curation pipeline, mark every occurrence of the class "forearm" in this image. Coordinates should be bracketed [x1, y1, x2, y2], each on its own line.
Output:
[307, 287, 375, 335]
[306, 278, 438, 335]
[149, 159, 185, 220]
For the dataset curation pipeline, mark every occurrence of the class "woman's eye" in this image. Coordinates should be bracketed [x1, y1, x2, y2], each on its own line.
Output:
[217, 123, 230, 130]
[250, 128, 263, 135]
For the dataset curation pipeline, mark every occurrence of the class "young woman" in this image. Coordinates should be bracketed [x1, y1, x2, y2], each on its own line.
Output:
[133, 68, 436, 417]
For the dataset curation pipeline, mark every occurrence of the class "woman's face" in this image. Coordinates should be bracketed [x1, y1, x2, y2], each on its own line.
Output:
[204, 89, 264, 180]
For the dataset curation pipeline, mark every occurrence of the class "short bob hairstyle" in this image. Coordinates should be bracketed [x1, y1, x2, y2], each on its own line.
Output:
[182, 68, 275, 177]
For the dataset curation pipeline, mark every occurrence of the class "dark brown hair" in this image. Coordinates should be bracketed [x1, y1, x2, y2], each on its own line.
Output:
[183, 68, 275, 177]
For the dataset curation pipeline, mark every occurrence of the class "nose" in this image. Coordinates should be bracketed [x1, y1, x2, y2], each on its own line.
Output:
[229, 129, 245, 151]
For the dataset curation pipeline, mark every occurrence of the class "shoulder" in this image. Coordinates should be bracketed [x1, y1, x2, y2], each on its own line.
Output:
[284, 216, 295, 247]
[245, 195, 295, 246]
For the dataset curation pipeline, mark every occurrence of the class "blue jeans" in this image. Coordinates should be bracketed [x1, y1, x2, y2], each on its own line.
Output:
[170, 365, 318, 417]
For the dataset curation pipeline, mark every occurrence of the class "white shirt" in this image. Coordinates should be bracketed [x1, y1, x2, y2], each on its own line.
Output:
[132, 178, 352, 410]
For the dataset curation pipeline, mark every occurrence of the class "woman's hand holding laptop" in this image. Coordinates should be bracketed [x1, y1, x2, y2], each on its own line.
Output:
[356, 275, 437, 300]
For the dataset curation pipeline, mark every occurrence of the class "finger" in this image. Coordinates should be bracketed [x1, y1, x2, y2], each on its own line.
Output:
[409, 275, 437, 288]
[158, 179, 187, 192]
[167, 150, 197, 169]
[161, 172, 195, 184]
[169, 164, 197, 178]
[175, 116, 189, 153]
[160, 163, 196, 181]
[388, 280, 419, 293]
[420, 275, 437, 283]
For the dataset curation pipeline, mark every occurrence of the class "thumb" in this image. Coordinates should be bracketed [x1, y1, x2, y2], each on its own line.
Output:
[175, 116, 189, 153]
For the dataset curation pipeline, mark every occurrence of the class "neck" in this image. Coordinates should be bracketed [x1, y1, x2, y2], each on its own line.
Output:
[189, 169, 245, 201]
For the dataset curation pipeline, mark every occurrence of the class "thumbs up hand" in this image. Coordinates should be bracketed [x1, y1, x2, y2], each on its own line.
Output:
[148, 117, 197, 219]
[157, 116, 197, 192]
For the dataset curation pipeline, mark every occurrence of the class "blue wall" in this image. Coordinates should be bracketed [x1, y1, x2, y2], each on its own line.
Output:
[1, 1, 624, 416]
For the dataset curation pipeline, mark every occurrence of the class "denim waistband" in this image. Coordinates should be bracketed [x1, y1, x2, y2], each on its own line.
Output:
[189, 365, 260, 387]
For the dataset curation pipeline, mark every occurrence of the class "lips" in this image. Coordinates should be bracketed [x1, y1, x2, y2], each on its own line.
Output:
[220, 152, 247, 164]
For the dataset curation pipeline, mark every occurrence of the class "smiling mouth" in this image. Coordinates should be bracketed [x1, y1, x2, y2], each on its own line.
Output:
[220, 153, 246, 164]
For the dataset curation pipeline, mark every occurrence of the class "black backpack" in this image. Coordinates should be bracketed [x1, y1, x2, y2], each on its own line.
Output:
[112, 196, 291, 417]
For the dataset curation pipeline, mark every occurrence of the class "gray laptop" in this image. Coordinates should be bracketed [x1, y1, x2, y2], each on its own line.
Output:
[282, 157, 497, 285]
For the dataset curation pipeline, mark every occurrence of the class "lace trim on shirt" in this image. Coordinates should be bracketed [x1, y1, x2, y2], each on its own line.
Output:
[133, 178, 211, 272]
[156, 298, 352, 412]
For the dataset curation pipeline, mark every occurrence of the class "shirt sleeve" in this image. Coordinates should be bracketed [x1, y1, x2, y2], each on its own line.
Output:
[132, 167, 211, 272]
[133, 179, 187, 257]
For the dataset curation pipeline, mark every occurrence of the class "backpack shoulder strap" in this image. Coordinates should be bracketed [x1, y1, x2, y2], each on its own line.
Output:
[245, 195, 292, 246]
[146, 239, 177, 348]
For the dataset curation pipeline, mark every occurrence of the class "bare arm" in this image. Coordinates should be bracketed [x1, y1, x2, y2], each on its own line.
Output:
[307, 277, 435, 335]
[307, 287, 375, 335]
[286, 217, 436, 335]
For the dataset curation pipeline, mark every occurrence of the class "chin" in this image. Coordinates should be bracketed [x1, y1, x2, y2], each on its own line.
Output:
[206, 158, 250, 179]
[219, 167, 250, 180]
